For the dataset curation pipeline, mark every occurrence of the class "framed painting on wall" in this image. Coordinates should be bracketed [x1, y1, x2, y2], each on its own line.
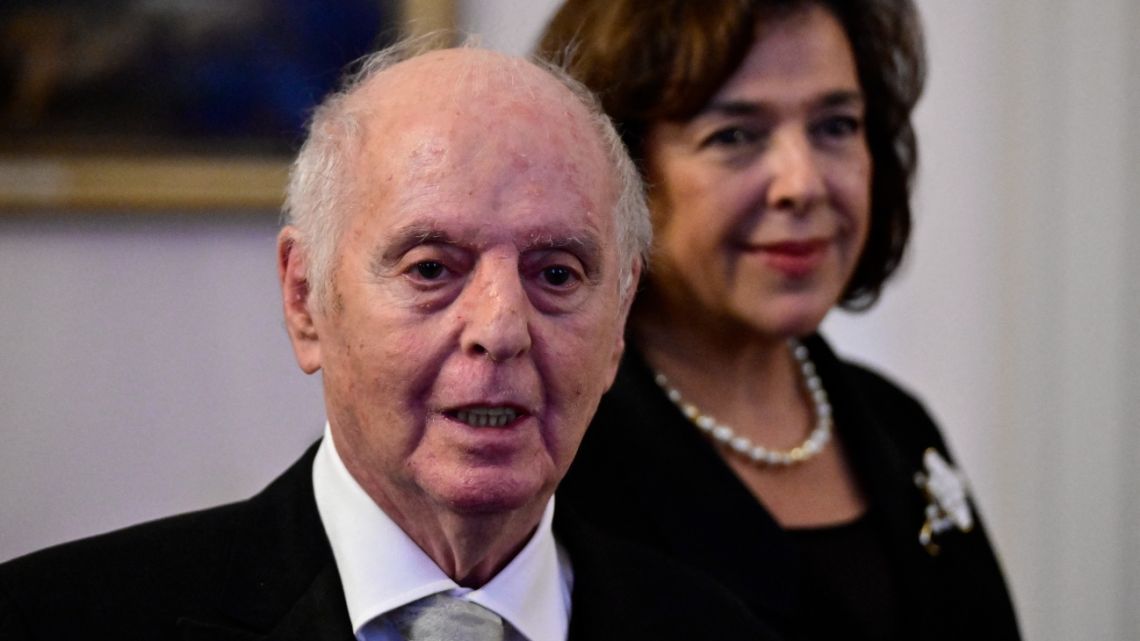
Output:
[0, 0, 454, 210]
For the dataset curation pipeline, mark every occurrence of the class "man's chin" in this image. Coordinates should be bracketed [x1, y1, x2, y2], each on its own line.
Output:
[428, 471, 553, 518]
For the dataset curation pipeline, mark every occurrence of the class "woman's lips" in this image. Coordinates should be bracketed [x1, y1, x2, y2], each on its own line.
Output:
[746, 239, 829, 278]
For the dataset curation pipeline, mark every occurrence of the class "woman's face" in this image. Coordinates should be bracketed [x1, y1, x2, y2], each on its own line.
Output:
[643, 5, 871, 340]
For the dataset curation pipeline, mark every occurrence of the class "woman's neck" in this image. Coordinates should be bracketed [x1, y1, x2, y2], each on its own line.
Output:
[631, 301, 807, 439]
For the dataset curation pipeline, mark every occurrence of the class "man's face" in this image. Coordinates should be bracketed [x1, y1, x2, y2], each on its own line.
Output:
[282, 52, 632, 520]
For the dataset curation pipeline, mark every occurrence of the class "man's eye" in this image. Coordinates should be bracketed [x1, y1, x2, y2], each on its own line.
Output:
[413, 261, 447, 280]
[541, 266, 576, 287]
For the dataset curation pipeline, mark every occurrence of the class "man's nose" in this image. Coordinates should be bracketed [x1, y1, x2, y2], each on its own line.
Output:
[765, 130, 825, 215]
[458, 259, 532, 363]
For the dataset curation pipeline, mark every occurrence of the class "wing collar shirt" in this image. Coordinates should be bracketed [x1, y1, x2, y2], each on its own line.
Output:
[313, 424, 573, 641]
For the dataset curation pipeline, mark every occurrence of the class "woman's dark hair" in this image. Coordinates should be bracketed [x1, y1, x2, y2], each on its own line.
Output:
[536, 0, 926, 308]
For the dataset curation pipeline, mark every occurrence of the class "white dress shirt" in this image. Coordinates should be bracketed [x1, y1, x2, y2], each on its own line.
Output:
[312, 425, 573, 641]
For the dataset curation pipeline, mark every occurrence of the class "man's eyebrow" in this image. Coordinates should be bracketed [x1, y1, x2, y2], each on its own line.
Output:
[521, 233, 598, 253]
[522, 230, 602, 258]
[374, 225, 453, 268]
[370, 224, 607, 276]
[521, 231, 605, 278]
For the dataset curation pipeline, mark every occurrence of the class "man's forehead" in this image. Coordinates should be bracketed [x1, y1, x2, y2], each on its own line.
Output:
[382, 158, 612, 244]
[347, 48, 572, 120]
[344, 49, 607, 180]
[339, 48, 620, 256]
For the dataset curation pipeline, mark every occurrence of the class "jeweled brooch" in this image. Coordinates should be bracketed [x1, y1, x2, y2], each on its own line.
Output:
[913, 448, 974, 555]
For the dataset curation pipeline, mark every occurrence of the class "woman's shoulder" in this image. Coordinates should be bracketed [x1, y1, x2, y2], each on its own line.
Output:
[806, 334, 953, 458]
[807, 334, 917, 397]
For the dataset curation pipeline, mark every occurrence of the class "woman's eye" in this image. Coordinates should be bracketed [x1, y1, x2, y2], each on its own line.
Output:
[541, 265, 576, 287]
[814, 115, 861, 140]
[412, 261, 447, 280]
[702, 127, 760, 149]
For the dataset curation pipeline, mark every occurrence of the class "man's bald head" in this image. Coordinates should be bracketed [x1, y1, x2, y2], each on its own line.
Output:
[283, 40, 650, 312]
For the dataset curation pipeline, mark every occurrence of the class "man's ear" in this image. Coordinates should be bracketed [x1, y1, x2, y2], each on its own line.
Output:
[278, 227, 322, 374]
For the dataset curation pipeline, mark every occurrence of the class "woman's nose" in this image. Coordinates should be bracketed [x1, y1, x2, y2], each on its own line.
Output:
[765, 131, 825, 215]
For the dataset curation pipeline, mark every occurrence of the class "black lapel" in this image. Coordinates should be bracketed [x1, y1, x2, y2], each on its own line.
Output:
[177, 442, 354, 641]
[178, 564, 352, 641]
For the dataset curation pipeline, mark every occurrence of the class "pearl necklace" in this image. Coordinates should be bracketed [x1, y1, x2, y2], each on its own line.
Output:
[653, 339, 833, 467]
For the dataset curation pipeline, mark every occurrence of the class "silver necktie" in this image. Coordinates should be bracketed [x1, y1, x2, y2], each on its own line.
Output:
[390, 593, 507, 641]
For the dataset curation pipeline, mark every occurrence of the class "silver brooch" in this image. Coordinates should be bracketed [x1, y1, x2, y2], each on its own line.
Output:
[913, 448, 974, 555]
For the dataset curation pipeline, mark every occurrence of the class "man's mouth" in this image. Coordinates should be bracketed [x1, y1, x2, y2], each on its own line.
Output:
[448, 407, 520, 428]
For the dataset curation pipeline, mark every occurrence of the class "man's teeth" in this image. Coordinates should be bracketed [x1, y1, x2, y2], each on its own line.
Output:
[454, 408, 518, 427]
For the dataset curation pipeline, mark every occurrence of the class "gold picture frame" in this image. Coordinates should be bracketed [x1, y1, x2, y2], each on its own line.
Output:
[0, 0, 455, 211]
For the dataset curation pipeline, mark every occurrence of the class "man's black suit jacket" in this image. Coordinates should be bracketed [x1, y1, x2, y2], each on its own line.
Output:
[0, 442, 779, 640]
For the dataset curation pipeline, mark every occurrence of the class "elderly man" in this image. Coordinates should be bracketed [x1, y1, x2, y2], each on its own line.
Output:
[0, 43, 778, 640]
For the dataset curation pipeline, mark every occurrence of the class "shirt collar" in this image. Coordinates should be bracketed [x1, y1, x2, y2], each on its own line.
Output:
[312, 425, 571, 641]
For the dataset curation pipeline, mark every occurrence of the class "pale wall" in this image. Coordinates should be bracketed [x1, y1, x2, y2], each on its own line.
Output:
[2, 2, 1136, 639]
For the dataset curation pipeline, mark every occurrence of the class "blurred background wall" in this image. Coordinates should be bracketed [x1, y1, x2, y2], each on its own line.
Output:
[1, 1, 1136, 639]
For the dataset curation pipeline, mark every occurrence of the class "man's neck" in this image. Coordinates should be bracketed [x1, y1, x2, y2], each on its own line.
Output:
[393, 505, 545, 587]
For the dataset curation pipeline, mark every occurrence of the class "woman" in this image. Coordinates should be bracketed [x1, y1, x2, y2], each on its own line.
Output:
[537, 1, 1020, 638]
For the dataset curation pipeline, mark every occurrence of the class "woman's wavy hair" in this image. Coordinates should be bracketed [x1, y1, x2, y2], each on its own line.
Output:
[537, 0, 926, 308]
